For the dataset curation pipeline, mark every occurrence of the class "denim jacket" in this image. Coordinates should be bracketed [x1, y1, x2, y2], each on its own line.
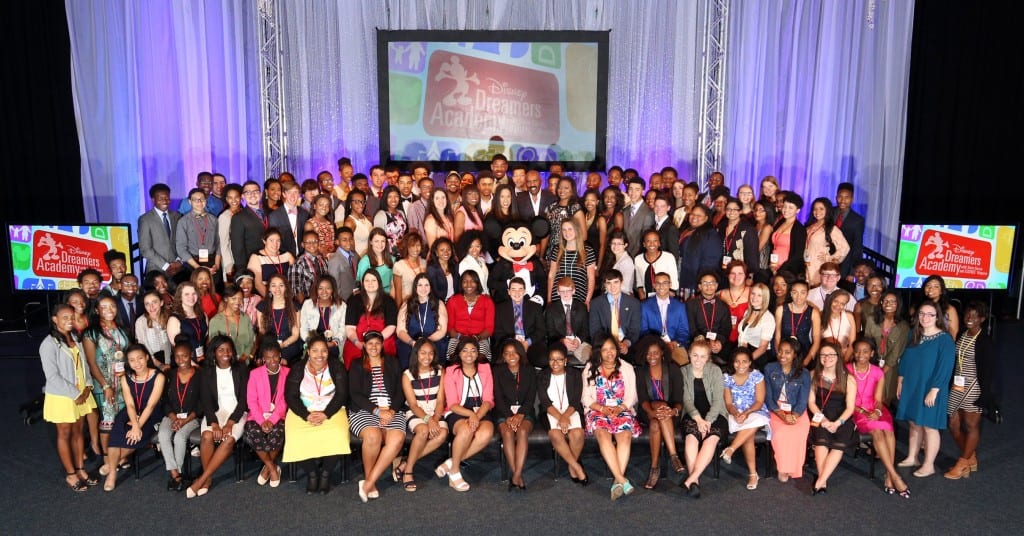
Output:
[763, 362, 811, 416]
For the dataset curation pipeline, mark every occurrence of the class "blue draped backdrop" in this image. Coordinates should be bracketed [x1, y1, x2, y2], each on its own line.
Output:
[66, 0, 912, 256]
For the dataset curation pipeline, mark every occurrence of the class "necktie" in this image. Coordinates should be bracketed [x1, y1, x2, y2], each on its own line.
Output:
[128, 301, 135, 322]
[836, 211, 844, 228]
[162, 211, 171, 236]
[610, 297, 620, 339]
[348, 254, 357, 278]
[514, 303, 524, 337]
[564, 304, 573, 336]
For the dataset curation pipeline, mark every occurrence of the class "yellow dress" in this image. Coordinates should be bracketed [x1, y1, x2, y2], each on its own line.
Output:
[43, 346, 97, 423]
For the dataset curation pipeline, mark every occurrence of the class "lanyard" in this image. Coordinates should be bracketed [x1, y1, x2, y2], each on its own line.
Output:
[195, 215, 209, 245]
[511, 370, 521, 405]
[725, 223, 739, 252]
[372, 365, 386, 394]
[957, 333, 979, 372]
[700, 300, 717, 331]
[226, 314, 239, 341]
[272, 308, 286, 337]
[131, 374, 148, 409]
[313, 367, 327, 397]
[270, 254, 283, 274]
[417, 302, 430, 335]
[188, 316, 204, 342]
[176, 372, 192, 411]
[818, 376, 835, 409]
[554, 374, 566, 410]
[319, 306, 331, 332]
[650, 375, 664, 401]
[416, 371, 435, 405]
[102, 327, 123, 350]
[789, 305, 807, 338]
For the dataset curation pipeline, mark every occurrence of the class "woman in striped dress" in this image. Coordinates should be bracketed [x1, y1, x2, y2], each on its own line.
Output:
[348, 331, 407, 502]
[945, 301, 995, 480]
[398, 338, 448, 492]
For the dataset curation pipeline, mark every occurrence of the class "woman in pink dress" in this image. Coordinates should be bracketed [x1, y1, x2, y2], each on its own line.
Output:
[847, 337, 908, 498]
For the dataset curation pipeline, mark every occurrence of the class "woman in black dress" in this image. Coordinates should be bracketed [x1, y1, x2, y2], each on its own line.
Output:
[807, 342, 857, 495]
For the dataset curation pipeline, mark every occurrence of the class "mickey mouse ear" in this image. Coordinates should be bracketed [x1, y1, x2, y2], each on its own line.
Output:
[529, 217, 550, 239]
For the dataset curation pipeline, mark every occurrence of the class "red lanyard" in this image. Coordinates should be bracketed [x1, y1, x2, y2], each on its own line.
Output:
[416, 371, 435, 405]
[270, 254, 283, 274]
[650, 375, 664, 401]
[819, 376, 835, 409]
[789, 305, 807, 337]
[725, 224, 739, 252]
[313, 367, 326, 397]
[176, 373, 192, 411]
[102, 327, 123, 350]
[195, 215, 208, 245]
[271, 308, 286, 337]
[188, 316, 203, 340]
[131, 374, 147, 409]
[700, 300, 717, 331]
[319, 306, 331, 331]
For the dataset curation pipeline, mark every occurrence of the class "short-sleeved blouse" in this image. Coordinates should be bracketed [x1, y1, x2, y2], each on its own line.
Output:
[724, 370, 769, 417]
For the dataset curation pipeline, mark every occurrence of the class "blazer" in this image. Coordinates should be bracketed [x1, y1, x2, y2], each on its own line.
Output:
[163, 368, 202, 416]
[516, 190, 556, 220]
[622, 202, 655, 257]
[492, 299, 546, 349]
[426, 262, 461, 301]
[544, 298, 590, 344]
[40, 335, 93, 399]
[763, 362, 811, 415]
[837, 209, 865, 278]
[778, 220, 808, 277]
[639, 296, 690, 345]
[443, 363, 495, 413]
[685, 296, 734, 358]
[230, 206, 267, 271]
[589, 292, 642, 345]
[198, 362, 249, 425]
[719, 219, 760, 276]
[681, 363, 727, 422]
[492, 364, 537, 419]
[678, 226, 724, 290]
[138, 208, 180, 272]
[654, 216, 681, 259]
[246, 365, 289, 425]
[348, 358, 407, 413]
[115, 295, 144, 337]
[267, 205, 311, 256]
[405, 199, 430, 239]
[326, 249, 361, 301]
[284, 356, 349, 420]
[636, 361, 684, 409]
[537, 367, 585, 418]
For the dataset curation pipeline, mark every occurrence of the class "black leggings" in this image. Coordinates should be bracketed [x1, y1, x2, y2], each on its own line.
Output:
[300, 455, 341, 475]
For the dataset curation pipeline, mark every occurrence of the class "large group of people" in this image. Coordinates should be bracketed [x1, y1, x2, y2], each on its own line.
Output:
[40, 158, 999, 502]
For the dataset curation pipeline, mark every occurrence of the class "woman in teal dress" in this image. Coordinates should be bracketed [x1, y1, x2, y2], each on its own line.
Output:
[83, 296, 130, 470]
[896, 300, 955, 478]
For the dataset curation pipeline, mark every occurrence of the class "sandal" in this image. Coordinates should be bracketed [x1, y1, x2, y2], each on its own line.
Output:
[65, 473, 88, 492]
[392, 457, 405, 482]
[448, 472, 470, 492]
[76, 467, 98, 487]
[720, 447, 734, 465]
[670, 454, 685, 474]
[643, 466, 659, 489]
[402, 473, 417, 492]
[435, 458, 453, 478]
[746, 474, 759, 490]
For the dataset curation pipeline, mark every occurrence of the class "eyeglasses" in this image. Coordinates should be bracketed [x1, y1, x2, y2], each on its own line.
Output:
[242, 189, 260, 195]
[821, 273, 840, 278]
[918, 312, 937, 318]
[882, 299, 898, 305]
[699, 281, 718, 286]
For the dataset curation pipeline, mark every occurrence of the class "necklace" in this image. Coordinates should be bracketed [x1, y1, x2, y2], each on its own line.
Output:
[852, 365, 870, 381]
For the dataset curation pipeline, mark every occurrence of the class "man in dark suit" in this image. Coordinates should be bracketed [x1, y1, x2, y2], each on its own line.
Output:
[685, 270, 734, 367]
[835, 182, 865, 279]
[267, 180, 310, 256]
[639, 272, 690, 366]
[516, 169, 556, 220]
[622, 178, 654, 257]
[492, 278, 548, 368]
[544, 277, 591, 365]
[137, 183, 184, 278]
[230, 180, 267, 275]
[653, 194, 680, 259]
[115, 274, 144, 339]
[589, 270, 642, 361]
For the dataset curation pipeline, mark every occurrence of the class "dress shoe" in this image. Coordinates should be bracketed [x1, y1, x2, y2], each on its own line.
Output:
[319, 469, 331, 494]
[944, 458, 971, 480]
[306, 471, 320, 494]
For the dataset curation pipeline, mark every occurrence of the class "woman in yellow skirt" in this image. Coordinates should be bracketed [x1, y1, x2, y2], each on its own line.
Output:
[283, 335, 350, 494]
[42, 304, 98, 492]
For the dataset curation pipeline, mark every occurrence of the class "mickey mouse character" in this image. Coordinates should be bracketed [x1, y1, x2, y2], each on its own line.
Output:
[485, 218, 549, 305]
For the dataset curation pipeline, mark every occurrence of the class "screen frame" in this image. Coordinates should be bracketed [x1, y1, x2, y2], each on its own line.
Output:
[376, 29, 610, 172]
[893, 221, 1019, 291]
[5, 223, 134, 294]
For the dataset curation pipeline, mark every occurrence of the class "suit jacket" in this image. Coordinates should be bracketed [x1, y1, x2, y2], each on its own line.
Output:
[348, 358, 406, 413]
[492, 299, 547, 349]
[635, 361, 684, 409]
[837, 209, 865, 277]
[326, 249, 361, 301]
[623, 202, 654, 257]
[654, 216, 681, 259]
[639, 296, 690, 345]
[405, 199, 430, 239]
[493, 363, 537, 419]
[516, 190, 557, 220]
[230, 206, 267, 271]
[685, 296, 735, 360]
[198, 362, 249, 425]
[589, 292, 642, 345]
[246, 365, 290, 425]
[544, 298, 589, 344]
[678, 226, 724, 290]
[115, 295, 144, 337]
[537, 367, 585, 418]
[267, 205, 310, 256]
[138, 208, 180, 272]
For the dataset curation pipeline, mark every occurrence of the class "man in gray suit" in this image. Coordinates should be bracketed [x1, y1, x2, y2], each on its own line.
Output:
[137, 183, 184, 278]
[622, 178, 654, 257]
[326, 226, 361, 300]
[589, 270, 642, 361]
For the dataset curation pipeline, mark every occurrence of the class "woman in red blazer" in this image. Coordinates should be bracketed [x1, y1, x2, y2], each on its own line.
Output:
[245, 336, 290, 488]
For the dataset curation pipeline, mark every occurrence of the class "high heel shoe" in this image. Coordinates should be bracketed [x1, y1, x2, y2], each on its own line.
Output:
[448, 472, 470, 492]
[76, 467, 98, 487]
[643, 466, 659, 489]
[944, 458, 971, 480]
[720, 447, 734, 465]
[968, 453, 978, 472]
[435, 458, 453, 478]
[64, 473, 88, 492]
[746, 474, 759, 491]
[670, 454, 685, 474]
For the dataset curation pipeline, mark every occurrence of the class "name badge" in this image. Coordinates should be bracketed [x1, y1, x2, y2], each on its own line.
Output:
[323, 329, 333, 339]
[706, 331, 717, 341]
[114, 361, 125, 374]
[812, 412, 825, 424]
[176, 412, 188, 419]
[770, 253, 779, 264]
[722, 255, 732, 266]
[779, 402, 792, 412]
[198, 248, 210, 263]
[194, 346, 204, 358]
[262, 412, 273, 420]
[510, 404, 521, 414]
[661, 334, 672, 343]
[952, 375, 966, 391]
[377, 397, 389, 408]
[268, 403, 275, 413]
[878, 359, 886, 368]
[730, 315, 737, 327]
[277, 340, 284, 346]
